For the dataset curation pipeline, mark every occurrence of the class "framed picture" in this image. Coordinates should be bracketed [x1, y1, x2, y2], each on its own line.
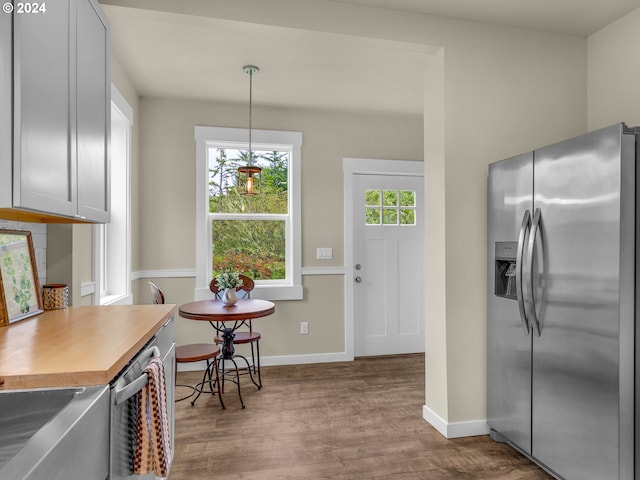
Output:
[0, 229, 43, 326]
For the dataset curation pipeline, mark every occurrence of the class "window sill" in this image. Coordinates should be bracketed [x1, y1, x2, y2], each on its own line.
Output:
[100, 293, 133, 306]
[194, 284, 303, 301]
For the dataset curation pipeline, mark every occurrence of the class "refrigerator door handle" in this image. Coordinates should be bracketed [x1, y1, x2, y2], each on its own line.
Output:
[516, 209, 531, 335]
[527, 208, 543, 336]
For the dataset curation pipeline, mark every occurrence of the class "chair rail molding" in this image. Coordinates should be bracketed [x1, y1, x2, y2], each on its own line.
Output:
[133, 267, 345, 280]
[132, 269, 198, 280]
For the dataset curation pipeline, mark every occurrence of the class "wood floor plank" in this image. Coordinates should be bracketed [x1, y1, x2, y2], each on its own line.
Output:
[169, 354, 552, 479]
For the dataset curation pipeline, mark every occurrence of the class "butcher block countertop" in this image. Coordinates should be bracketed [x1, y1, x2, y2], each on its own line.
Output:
[0, 304, 176, 390]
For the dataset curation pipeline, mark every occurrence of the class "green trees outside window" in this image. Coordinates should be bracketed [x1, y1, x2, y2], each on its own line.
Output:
[209, 148, 289, 280]
[365, 189, 416, 226]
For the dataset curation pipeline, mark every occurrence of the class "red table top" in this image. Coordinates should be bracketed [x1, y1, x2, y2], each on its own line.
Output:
[178, 298, 275, 322]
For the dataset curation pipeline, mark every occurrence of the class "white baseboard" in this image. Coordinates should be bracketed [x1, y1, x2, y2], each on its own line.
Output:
[177, 352, 348, 372]
[422, 405, 489, 439]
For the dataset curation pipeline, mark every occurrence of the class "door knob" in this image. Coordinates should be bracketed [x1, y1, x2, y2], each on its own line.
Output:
[355, 264, 362, 270]
[355, 276, 362, 283]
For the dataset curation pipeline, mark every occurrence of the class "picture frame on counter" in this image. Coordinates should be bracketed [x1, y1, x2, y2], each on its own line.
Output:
[0, 229, 43, 326]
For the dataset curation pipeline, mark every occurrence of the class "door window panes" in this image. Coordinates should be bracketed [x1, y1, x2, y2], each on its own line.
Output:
[365, 208, 381, 225]
[401, 209, 415, 225]
[383, 190, 398, 206]
[383, 209, 398, 225]
[364, 189, 416, 226]
[400, 190, 415, 207]
[365, 189, 381, 206]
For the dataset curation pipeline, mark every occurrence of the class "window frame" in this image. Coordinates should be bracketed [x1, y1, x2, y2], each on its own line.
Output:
[195, 126, 303, 301]
[93, 84, 132, 306]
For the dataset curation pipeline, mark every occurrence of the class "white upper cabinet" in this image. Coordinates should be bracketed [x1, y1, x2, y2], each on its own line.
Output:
[0, 0, 110, 223]
[76, 0, 110, 223]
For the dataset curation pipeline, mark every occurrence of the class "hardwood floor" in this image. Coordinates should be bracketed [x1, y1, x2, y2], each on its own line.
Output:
[169, 354, 552, 479]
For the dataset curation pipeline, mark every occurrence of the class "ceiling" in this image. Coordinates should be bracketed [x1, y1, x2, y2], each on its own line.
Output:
[333, 0, 640, 37]
[102, 0, 640, 116]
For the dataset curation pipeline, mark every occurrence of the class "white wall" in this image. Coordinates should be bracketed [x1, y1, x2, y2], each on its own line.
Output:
[587, 7, 640, 130]
[427, 25, 586, 429]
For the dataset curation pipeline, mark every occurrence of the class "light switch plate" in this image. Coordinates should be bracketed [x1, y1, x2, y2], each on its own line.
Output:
[316, 247, 333, 260]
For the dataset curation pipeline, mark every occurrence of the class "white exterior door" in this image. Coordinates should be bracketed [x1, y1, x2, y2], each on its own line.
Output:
[353, 173, 424, 356]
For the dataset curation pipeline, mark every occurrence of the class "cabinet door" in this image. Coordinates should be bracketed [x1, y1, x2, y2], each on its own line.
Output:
[162, 344, 176, 458]
[76, 0, 110, 222]
[0, 12, 11, 208]
[13, 2, 76, 217]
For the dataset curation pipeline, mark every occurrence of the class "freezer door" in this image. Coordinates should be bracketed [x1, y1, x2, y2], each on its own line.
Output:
[530, 124, 635, 479]
[487, 152, 533, 454]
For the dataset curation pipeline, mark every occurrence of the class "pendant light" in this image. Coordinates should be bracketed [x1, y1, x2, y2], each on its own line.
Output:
[238, 65, 261, 195]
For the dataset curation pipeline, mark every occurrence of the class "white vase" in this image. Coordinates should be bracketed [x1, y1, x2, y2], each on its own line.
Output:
[223, 288, 238, 306]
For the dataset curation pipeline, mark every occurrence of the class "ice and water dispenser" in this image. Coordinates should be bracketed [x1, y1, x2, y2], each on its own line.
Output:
[494, 241, 517, 299]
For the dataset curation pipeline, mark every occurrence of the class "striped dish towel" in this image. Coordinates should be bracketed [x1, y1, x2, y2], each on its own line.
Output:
[133, 356, 172, 477]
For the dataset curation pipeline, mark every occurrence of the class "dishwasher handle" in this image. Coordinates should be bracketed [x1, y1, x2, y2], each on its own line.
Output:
[114, 346, 160, 405]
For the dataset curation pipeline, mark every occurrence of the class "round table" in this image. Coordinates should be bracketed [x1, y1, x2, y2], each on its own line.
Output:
[179, 298, 275, 322]
[178, 298, 275, 408]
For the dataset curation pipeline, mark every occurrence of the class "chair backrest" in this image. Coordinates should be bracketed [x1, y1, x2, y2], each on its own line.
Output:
[209, 274, 254, 299]
[237, 274, 254, 299]
[149, 281, 165, 305]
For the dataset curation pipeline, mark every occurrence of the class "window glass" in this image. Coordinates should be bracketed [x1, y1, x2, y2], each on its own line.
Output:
[212, 219, 286, 280]
[400, 209, 415, 225]
[365, 189, 381, 206]
[365, 189, 417, 226]
[365, 208, 381, 225]
[400, 190, 415, 207]
[209, 148, 289, 215]
[382, 209, 398, 225]
[208, 146, 290, 281]
[96, 90, 131, 306]
[383, 190, 398, 207]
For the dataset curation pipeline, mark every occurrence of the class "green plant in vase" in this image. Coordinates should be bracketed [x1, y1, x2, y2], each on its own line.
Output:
[215, 271, 243, 290]
[215, 271, 243, 306]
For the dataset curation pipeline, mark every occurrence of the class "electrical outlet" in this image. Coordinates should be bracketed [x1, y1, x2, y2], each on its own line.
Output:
[300, 322, 309, 335]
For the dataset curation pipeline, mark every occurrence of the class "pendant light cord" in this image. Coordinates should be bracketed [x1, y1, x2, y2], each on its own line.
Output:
[248, 68, 253, 166]
[240, 65, 259, 195]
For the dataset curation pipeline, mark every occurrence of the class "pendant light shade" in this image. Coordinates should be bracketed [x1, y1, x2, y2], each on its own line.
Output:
[238, 65, 261, 195]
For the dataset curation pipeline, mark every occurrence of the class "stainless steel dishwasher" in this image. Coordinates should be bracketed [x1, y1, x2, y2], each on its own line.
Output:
[109, 317, 175, 480]
[0, 385, 109, 480]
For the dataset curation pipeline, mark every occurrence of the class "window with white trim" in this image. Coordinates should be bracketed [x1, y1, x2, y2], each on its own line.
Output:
[94, 85, 132, 305]
[195, 127, 302, 300]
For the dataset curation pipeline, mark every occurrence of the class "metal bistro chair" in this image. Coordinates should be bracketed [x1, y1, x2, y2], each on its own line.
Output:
[148, 281, 225, 409]
[209, 274, 263, 389]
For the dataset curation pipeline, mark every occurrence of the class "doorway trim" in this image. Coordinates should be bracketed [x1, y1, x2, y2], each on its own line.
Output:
[343, 157, 424, 361]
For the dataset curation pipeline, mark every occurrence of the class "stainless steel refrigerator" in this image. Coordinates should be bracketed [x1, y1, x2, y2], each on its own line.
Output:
[487, 123, 639, 480]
